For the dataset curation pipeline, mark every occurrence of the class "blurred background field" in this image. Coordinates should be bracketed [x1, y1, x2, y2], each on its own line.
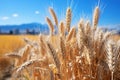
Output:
[0, 35, 38, 56]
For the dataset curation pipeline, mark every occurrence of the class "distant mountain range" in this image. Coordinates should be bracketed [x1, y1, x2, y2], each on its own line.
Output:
[109, 25, 120, 34]
[0, 23, 49, 34]
[0, 23, 120, 35]
[101, 24, 120, 34]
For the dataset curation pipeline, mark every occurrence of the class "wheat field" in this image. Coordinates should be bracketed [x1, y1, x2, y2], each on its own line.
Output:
[0, 35, 38, 56]
[0, 6, 120, 80]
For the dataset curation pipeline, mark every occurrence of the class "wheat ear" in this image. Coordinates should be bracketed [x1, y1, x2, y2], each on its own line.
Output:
[46, 17, 54, 36]
[77, 19, 85, 48]
[23, 38, 38, 47]
[93, 6, 100, 30]
[49, 7, 58, 26]
[16, 59, 44, 73]
[66, 27, 76, 42]
[85, 20, 90, 34]
[47, 42, 60, 71]
[66, 7, 71, 32]
[6, 52, 21, 59]
[103, 31, 111, 41]
[105, 40, 120, 80]
[21, 45, 30, 60]
[60, 36, 66, 59]
[39, 34, 47, 56]
[59, 21, 65, 37]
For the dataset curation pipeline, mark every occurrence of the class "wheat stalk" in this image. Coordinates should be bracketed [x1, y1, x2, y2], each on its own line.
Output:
[50, 70, 54, 80]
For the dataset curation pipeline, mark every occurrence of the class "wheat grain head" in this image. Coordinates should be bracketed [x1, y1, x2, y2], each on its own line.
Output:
[93, 6, 100, 30]
[46, 17, 54, 36]
[49, 7, 58, 26]
[66, 7, 71, 32]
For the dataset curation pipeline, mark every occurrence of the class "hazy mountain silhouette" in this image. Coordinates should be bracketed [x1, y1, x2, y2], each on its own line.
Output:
[0, 23, 49, 34]
[0, 23, 120, 35]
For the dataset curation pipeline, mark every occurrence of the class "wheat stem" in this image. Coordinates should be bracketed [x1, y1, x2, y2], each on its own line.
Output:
[111, 71, 114, 80]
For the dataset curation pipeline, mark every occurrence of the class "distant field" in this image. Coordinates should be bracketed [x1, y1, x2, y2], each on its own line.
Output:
[0, 35, 38, 56]
[111, 35, 120, 41]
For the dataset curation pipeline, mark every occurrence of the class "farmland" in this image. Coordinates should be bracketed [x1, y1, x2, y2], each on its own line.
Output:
[0, 35, 38, 56]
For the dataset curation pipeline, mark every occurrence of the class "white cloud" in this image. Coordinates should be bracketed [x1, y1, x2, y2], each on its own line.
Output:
[12, 13, 19, 17]
[1, 16, 9, 20]
[35, 11, 40, 14]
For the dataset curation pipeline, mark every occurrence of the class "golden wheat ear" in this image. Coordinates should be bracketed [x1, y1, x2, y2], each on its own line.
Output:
[66, 7, 72, 32]
[23, 38, 38, 47]
[46, 41, 60, 71]
[6, 52, 21, 59]
[105, 40, 120, 80]
[77, 18, 85, 48]
[16, 59, 44, 73]
[59, 35, 66, 59]
[66, 27, 76, 42]
[93, 6, 100, 30]
[78, 18, 84, 30]
[85, 20, 91, 35]
[46, 17, 54, 36]
[39, 34, 47, 56]
[59, 21, 65, 37]
[49, 7, 58, 27]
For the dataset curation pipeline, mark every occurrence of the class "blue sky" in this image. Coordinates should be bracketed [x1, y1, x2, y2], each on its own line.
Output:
[0, 0, 120, 28]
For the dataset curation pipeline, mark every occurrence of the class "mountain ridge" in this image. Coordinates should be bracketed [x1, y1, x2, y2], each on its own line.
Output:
[0, 23, 49, 34]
